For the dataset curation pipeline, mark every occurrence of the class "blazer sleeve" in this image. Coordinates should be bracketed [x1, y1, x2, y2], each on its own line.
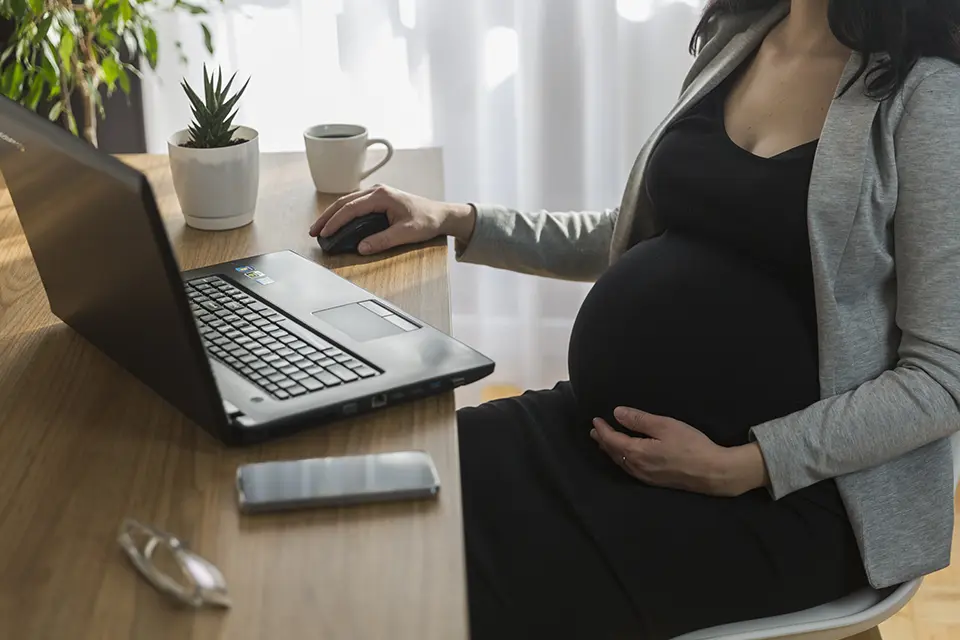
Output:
[749, 68, 960, 499]
[454, 204, 619, 282]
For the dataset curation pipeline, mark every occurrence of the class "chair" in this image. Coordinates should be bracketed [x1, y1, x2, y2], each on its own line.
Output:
[676, 433, 960, 640]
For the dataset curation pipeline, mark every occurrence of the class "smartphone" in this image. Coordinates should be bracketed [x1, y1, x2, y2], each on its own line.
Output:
[236, 451, 441, 514]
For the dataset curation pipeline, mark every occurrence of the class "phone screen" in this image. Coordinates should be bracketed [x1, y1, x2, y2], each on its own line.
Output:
[237, 451, 440, 513]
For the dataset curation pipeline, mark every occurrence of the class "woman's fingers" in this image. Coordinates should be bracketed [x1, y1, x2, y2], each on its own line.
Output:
[320, 191, 388, 238]
[309, 188, 374, 237]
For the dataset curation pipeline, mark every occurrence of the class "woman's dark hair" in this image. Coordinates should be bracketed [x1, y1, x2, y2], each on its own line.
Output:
[690, 0, 960, 100]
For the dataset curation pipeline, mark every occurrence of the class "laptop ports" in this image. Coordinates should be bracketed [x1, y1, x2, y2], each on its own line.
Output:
[371, 394, 388, 409]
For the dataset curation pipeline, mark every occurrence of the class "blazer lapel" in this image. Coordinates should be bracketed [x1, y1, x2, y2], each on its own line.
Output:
[611, 3, 791, 257]
[808, 54, 882, 286]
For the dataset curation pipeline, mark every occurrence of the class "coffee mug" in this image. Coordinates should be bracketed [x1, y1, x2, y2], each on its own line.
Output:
[303, 124, 394, 194]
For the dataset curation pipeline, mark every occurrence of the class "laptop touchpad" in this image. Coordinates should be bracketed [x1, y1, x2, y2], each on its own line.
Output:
[312, 303, 404, 342]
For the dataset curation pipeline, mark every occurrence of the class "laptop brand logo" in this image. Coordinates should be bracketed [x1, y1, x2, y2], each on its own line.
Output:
[0, 131, 24, 152]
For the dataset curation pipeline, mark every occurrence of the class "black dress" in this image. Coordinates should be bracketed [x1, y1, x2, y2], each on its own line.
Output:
[457, 70, 868, 639]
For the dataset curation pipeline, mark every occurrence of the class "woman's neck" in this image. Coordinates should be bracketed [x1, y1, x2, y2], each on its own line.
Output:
[779, 0, 847, 56]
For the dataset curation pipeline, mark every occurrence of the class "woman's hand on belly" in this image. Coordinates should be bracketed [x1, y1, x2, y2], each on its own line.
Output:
[591, 407, 771, 497]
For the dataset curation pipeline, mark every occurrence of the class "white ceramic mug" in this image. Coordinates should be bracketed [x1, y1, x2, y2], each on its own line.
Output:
[303, 124, 394, 194]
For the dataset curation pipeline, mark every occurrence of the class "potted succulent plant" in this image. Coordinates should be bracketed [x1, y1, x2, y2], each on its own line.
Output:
[168, 65, 258, 230]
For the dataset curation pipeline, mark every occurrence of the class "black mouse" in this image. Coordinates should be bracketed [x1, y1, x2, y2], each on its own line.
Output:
[317, 212, 391, 255]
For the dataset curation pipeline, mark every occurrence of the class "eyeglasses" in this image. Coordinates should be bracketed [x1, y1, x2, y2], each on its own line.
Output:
[118, 518, 232, 609]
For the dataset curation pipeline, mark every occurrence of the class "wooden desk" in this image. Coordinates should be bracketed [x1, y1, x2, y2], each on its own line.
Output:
[0, 151, 469, 640]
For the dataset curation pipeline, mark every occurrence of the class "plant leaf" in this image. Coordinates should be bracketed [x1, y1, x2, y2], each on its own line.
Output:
[120, 0, 133, 22]
[176, 1, 208, 15]
[10, 63, 25, 98]
[58, 31, 74, 70]
[26, 74, 44, 109]
[101, 56, 120, 89]
[0, 45, 14, 68]
[35, 15, 53, 42]
[27, 0, 41, 14]
[66, 109, 78, 136]
[143, 26, 158, 69]
[48, 101, 63, 122]
[117, 66, 131, 94]
[201, 23, 213, 54]
[10, 0, 25, 15]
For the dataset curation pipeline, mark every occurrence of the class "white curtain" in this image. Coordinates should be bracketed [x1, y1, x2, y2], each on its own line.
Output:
[143, 0, 706, 402]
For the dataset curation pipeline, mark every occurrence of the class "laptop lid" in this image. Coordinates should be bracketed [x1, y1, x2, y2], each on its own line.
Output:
[0, 96, 226, 436]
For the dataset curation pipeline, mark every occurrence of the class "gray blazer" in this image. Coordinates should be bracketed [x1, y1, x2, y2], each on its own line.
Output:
[457, 2, 960, 589]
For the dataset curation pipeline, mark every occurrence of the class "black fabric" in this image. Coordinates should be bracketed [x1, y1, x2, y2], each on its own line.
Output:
[458, 68, 868, 639]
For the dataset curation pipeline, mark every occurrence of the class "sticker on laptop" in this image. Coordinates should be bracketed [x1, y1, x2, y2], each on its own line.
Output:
[235, 266, 254, 273]
[255, 277, 275, 285]
[244, 270, 265, 279]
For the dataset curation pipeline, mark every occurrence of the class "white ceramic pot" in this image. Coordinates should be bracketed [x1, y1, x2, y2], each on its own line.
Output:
[167, 125, 260, 231]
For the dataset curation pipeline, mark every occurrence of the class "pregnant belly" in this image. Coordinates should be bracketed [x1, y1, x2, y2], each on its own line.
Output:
[568, 233, 820, 447]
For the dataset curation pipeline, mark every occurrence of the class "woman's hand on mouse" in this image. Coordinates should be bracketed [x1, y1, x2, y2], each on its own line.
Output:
[590, 407, 770, 497]
[308, 185, 477, 256]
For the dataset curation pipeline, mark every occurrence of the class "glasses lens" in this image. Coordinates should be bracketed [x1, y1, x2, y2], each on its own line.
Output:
[118, 519, 230, 608]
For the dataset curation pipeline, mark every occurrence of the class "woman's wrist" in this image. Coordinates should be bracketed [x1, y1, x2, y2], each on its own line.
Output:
[439, 203, 477, 245]
[713, 443, 770, 497]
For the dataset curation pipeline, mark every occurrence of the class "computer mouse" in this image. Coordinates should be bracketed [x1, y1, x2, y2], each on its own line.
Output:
[317, 212, 391, 255]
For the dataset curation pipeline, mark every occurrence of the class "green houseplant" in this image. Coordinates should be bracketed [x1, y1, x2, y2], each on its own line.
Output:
[168, 64, 258, 230]
[0, 0, 222, 147]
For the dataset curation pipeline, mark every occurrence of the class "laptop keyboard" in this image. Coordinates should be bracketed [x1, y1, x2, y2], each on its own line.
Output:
[186, 276, 379, 400]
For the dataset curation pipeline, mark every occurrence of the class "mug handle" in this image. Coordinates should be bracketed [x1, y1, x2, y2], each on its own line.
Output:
[361, 139, 395, 181]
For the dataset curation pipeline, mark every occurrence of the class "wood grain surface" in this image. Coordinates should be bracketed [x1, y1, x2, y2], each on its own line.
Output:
[0, 152, 468, 640]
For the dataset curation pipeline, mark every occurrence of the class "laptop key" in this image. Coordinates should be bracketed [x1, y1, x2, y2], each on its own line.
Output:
[323, 347, 343, 357]
[327, 364, 359, 382]
[249, 331, 268, 341]
[315, 372, 341, 386]
[251, 347, 271, 357]
[240, 366, 254, 376]
[280, 366, 299, 375]
[264, 384, 279, 392]
[253, 318, 271, 328]
[224, 302, 243, 311]
[268, 373, 286, 383]
[279, 335, 298, 345]
[263, 354, 281, 364]
[307, 352, 326, 362]
[235, 337, 254, 346]
[223, 314, 242, 323]
[209, 320, 227, 329]
[224, 330, 243, 339]
[277, 379, 296, 389]
[239, 354, 258, 364]
[251, 361, 270, 371]
[198, 314, 216, 323]
[354, 365, 378, 378]
[305, 366, 324, 376]
[334, 354, 352, 364]
[276, 348, 295, 358]
[249, 302, 268, 312]
[201, 301, 222, 312]
[298, 346, 318, 356]
[261, 324, 279, 333]
[302, 377, 324, 391]
[296, 359, 314, 370]
[274, 390, 290, 400]
[287, 354, 305, 364]
[242, 312, 260, 322]
[289, 341, 308, 350]
[316, 358, 336, 368]
[344, 360, 365, 370]
[213, 337, 231, 347]
[261, 367, 278, 376]
[287, 385, 307, 397]
[290, 371, 309, 381]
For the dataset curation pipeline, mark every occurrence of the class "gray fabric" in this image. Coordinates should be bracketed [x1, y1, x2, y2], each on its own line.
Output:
[457, 1, 960, 589]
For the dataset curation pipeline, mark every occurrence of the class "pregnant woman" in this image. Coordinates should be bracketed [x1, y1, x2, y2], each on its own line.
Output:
[310, 0, 960, 637]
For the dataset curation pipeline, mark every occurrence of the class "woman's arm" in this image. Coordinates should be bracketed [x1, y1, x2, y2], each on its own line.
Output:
[455, 204, 619, 282]
[749, 68, 960, 499]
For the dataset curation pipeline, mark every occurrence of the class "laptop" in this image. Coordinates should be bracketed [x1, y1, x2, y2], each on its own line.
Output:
[0, 96, 494, 444]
